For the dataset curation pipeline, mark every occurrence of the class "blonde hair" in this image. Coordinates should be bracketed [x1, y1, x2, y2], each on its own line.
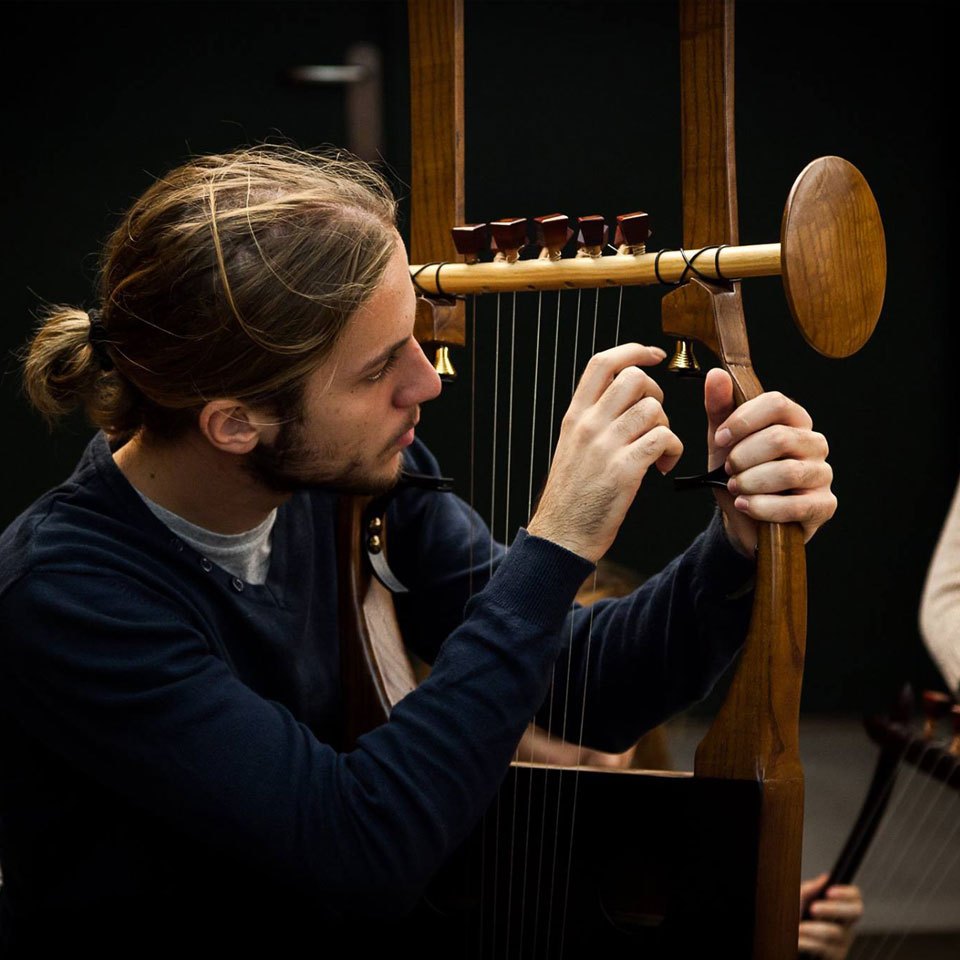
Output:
[23, 145, 398, 439]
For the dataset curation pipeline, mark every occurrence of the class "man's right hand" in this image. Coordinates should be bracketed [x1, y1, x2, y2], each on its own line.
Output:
[527, 343, 682, 563]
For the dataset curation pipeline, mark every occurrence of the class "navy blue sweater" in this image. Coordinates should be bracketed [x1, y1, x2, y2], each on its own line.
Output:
[0, 433, 753, 951]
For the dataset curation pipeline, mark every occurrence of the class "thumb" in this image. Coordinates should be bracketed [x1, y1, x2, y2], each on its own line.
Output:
[705, 368, 735, 472]
[704, 367, 735, 433]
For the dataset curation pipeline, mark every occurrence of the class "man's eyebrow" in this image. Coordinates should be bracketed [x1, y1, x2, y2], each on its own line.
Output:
[358, 336, 409, 374]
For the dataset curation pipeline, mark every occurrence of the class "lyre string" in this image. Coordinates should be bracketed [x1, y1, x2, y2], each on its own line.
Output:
[468, 294, 477, 600]
[614, 285, 624, 346]
[478, 290, 504, 959]
[544, 288, 588, 959]
[852, 737, 949, 895]
[531, 288, 564, 960]
[469, 280, 633, 955]
[504, 292, 518, 551]
[825, 732, 917, 893]
[474, 293, 488, 960]
[502, 291, 520, 954]
[488, 290, 504, 958]
[591, 287, 599, 354]
[557, 288, 603, 959]
[489, 292, 502, 579]
[855, 748, 960, 960]
[466, 293, 479, 960]
[526, 292, 544, 532]
[516, 289, 545, 958]
[865, 795, 960, 960]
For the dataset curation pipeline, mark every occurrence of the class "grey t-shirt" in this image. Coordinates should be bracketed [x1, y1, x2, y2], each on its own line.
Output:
[137, 491, 276, 585]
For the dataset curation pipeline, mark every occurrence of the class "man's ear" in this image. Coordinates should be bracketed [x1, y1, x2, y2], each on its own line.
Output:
[198, 400, 262, 455]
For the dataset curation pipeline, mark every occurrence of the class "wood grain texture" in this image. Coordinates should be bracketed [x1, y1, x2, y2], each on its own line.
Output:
[409, 0, 465, 348]
[781, 156, 886, 358]
[680, 0, 738, 248]
[408, 0, 463, 263]
[407, 242, 782, 294]
[676, 6, 807, 957]
[665, 227, 807, 960]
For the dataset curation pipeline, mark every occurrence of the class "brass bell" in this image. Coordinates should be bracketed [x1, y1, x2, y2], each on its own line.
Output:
[667, 339, 702, 378]
[433, 346, 457, 382]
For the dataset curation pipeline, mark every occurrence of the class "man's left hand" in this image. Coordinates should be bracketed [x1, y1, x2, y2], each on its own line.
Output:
[705, 368, 836, 557]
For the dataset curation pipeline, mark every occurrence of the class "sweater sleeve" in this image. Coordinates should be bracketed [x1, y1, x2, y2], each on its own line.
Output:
[920, 479, 960, 693]
[389, 443, 756, 754]
[0, 534, 591, 914]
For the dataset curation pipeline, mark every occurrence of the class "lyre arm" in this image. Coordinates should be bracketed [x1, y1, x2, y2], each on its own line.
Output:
[409, 242, 780, 294]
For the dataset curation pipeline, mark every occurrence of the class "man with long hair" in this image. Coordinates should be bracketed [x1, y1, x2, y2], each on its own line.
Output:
[0, 147, 838, 953]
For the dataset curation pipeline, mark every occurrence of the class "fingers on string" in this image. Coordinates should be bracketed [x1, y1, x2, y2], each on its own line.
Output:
[614, 396, 669, 444]
[715, 390, 814, 447]
[625, 425, 683, 476]
[596, 364, 665, 420]
[569, 343, 666, 413]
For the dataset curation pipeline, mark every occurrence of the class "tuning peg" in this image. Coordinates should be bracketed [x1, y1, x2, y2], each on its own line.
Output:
[490, 218, 528, 263]
[615, 211, 651, 255]
[534, 213, 573, 261]
[667, 339, 703, 378]
[451, 223, 488, 264]
[576, 215, 607, 258]
[921, 690, 953, 738]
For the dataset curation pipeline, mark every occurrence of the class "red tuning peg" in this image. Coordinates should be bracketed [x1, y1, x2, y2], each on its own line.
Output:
[534, 213, 572, 261]
[451, 223, 488, 264]
[576, 215, 607, 258]
[615, 211, 651, 254]
[490, 218, 528, 263]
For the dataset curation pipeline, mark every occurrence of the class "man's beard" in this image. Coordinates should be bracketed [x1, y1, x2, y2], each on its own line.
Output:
[244, 416, 404, 496]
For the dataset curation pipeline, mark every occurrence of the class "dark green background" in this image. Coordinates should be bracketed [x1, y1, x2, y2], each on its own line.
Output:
[3, 1, 953, 712]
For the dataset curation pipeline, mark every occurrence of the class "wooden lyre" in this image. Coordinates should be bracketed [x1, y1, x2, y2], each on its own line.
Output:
[796, 686, 960, 958]
[337, 0, 886, 956]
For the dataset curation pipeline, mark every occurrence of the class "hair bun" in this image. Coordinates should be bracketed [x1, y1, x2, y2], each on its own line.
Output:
[86, 308, 115, 371]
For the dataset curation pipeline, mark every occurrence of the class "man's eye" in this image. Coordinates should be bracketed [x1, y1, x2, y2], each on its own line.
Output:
[367, 354, 398, 383]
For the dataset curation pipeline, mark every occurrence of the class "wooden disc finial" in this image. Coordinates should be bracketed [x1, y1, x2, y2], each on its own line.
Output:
[780, 156, 886, 358]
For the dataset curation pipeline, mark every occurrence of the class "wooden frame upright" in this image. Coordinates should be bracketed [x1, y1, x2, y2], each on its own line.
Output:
[337, 1, 809, 955]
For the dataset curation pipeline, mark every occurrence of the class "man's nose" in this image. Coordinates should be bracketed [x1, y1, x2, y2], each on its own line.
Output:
[395, 340, 443, 408]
